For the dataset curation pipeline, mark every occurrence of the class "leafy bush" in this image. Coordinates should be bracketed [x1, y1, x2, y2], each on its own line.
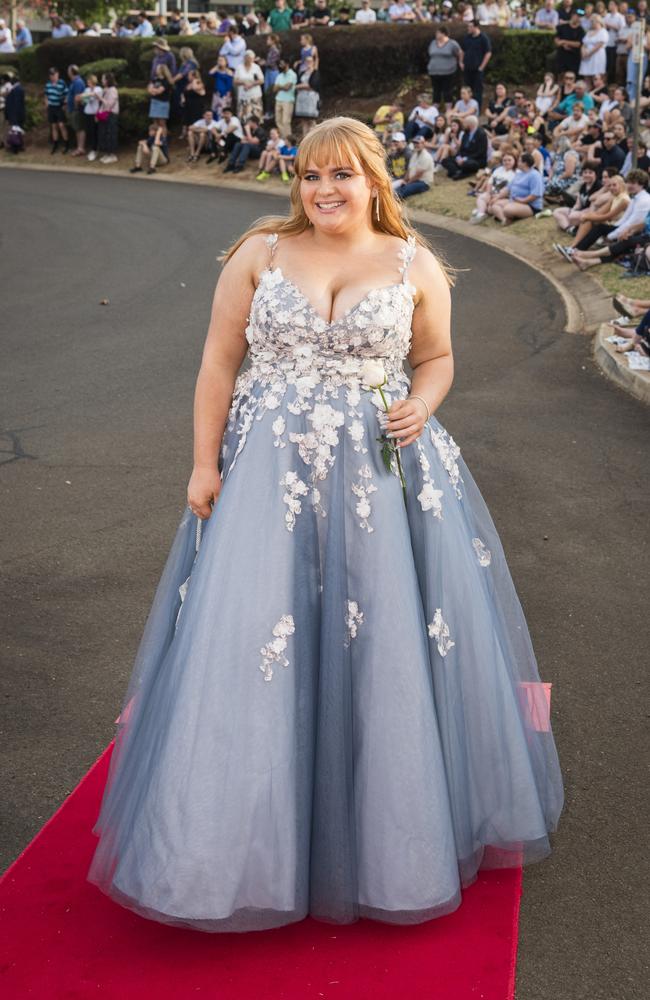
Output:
[0, 63, 18, 77]
[25, 95, 44, 130]
[485, 29, 556, 85]
[79, 58, 129, 82]
[17, 45, 39, 83]
[117, 87, 150, 141]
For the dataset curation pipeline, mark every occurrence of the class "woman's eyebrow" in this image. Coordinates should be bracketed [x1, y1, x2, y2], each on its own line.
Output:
[305, 165, 356, 173]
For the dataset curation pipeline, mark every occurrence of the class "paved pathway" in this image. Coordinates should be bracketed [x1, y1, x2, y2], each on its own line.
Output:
[1, 171, 647, 1000]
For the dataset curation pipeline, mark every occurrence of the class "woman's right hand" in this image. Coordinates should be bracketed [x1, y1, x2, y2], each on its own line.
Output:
[187, 465, 222, 520]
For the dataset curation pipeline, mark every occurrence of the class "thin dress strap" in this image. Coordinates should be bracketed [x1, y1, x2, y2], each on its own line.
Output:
[264, 232, 279, 268]
[397, 234, 417, 284]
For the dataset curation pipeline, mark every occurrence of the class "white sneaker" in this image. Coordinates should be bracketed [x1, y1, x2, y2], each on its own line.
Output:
[100, 154, 117, 164]
[470, 212, 486, 225]
[87, 150, 97, 161]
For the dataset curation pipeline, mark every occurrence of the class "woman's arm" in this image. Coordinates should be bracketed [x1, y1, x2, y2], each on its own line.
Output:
[387, 246, 453, 448]
[187, 235, 262, 518]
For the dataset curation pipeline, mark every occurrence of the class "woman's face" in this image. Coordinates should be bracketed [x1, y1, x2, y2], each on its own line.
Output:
[461, 87, 470, 101]
[304, 56, 314, 71]
[435, 115, 446, 128]
[496, 83, 506, 99]
[300, 154, 375, 233]
[218, 56, 227, 69]
[503, 153, 516, 170]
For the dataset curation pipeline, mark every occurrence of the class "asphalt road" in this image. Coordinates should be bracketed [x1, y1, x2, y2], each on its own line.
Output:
[1, 170, 648, 1000]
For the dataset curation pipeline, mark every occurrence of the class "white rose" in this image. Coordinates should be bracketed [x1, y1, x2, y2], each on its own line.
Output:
[360, 359, 387, 388]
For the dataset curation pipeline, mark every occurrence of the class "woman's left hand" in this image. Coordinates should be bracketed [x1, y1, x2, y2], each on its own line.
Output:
[385, 397, 428, 448]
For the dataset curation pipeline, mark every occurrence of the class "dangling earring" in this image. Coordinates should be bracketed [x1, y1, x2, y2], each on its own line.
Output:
[375, 194, 380, 222]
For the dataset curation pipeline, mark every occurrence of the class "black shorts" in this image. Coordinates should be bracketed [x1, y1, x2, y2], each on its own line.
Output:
[47, 105, 66, 125]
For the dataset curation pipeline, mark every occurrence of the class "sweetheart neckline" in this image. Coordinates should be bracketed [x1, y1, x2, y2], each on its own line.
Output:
[258, 265, 415, 328]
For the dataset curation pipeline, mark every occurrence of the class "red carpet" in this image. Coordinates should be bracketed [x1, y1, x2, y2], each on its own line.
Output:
[0, 743, 522, 1000]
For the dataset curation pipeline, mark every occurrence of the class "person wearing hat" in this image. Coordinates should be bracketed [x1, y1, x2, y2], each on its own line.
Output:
[386, 130, 412, 181]
[393, 133, 435, 198]
[150, 38, 178, 82]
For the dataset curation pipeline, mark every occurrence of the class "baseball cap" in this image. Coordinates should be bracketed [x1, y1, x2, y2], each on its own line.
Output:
[392, 131, 406, 141]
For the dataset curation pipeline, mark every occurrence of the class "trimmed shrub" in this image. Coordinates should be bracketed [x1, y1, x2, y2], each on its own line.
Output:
[79, 58, 129, 82]
[17, 45, 39, 83]
[25, 94, 44, 130]
[117, 87, 150, 141]
[485, 29, 556, 85]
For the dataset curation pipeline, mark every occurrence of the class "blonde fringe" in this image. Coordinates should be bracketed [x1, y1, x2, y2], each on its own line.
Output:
[218, 116, 456, 287]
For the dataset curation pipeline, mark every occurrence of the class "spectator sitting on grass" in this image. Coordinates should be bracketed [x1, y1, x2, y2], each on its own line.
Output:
[256, 129, 297, 182]
[567, 170, 650, 265]
[545, 136, 580, 200]
[441, 114, 488, 180]
[592, 128, 626, 174]
[405, 93, 438, 141]
[426, 114, 451, 158]
[373, 99, 405, 146]
[223, 113, 267, 173]
[187, 109, 220, 161]
[129, 123, 170, 175]
[448, 86, 479, 126]
[552, 159, 601, 226]
[484, 82, 512, 137]
[488, 152, 545, 224]
[601, 85, 632, 131]
[621, 138, 650, 177]
[432, 117, 463, 172]
[553, 101, 589, 142]
[210, 106, 244, 162]
[386, 131, 411, 182]
[555, 171, 629, 253]
[470, 150, 518, 224]
[393, 133, 434, 199]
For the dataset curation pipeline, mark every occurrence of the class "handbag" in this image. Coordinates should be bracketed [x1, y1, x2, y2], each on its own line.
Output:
[96, 110, 110, 122]
[295, 87, 319, 118]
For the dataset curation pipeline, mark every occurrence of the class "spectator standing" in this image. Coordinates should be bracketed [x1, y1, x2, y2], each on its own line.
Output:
[556, 0, 576, 25]
[441, 113, 488, 178]
[389, 1, 416, 21]
[556, 11, 585, 76]
[616, 11, 636, 86]
[509, 5, 532, 29]
[4, 73, 25, 129]
[580, 15, 609, 83]
[208, 55, 234, 117]
[269, 0, 294, 32]
[355, 0, 377, 22]
[626, 21, 650, 104]
[181, 70, 207, 134]
[310, 0, 333, 25]
[148, 64, 174, 127]
[291, 0, 309, 28]
[172, 46, 199, 120]
[476, 1, 498, 25]
[294, 53, 320, 135]
[535, 0, 560, 30]
[241, 7, 260, 35]
[273, 57, 297, 138]
[81, 73, 102, 161]
[234, 50, 264, 120]
[133, 12, 155, 38]
[261, 33, 282, 116]
[427, 26, 463, 110]
[296, 32, 319, 72]
[460, 22, 491, 112]
[151, 39, 177, 82]
[167, 11, 183, 36]
[14, 20, 32, 51]
[51, 16, 75, 39]
[44, 67, 69, 154]
[221, 26, 247, 72]
[97, 72, 120, 164]
[67, 65, 86, 156]
[0, 18, 15, 53]
[604, 1, 625, 82]
[393, 134, 434, 198]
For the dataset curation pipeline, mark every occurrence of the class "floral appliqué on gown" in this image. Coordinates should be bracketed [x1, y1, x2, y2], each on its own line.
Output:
[87, 232, 564, 933]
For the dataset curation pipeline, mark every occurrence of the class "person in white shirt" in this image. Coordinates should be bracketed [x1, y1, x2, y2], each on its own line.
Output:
[405, 94, 439, 141]
[571, 170, 650, 268]
[132, 12, 155, 38]
[476, 2, 499, 25]
[354, 0, 377, 23]
[187, 109, 220, 160]
[553, 101, 589, 140]
[221, 27, 246, 71]
[0, 19, 15, 53]
[393, 134, 434, 198]
[534, 0, 559, 30]
[388, 2, 416, 22]
[604, 1, 625, 82]
[210, 107, 244, 161]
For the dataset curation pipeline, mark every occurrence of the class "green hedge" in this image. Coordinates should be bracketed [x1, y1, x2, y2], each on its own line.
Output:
[117, 87, 150, 141]
[17, 24, 557, 96]
[79, 57, 129, 81]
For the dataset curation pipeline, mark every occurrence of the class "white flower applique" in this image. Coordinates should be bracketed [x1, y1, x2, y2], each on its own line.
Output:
[472, 537, 492, 567]
[272, 415, 286, 448]
[351, 464, 378, 532]
[348, 419, 367, 454]
[428, 425, 464, 500]
[280, 470, 309, 531]
[415, 439, 443, 519]
[344, 600, 364, 647]
[259, 614, 295, 682]
[427, 609, 455, 657]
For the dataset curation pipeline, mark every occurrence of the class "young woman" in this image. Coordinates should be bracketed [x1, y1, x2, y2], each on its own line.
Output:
[180, 69, 207, 135]
[294, 54, 320, 137]
[234, 49, 264, 121]
[147, 63, 173, 128]
[208, 54, 234, 118]
[470, 149, 518, 223]
[87, 116, 563, 932]
[80, 73, 102, 162]
[536, 73, 559, 117]
[97, 71, 119, 164]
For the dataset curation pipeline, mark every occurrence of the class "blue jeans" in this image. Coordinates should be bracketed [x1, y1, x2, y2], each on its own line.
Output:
[396, 180, 430, 199]
[229, 141, 262, 167]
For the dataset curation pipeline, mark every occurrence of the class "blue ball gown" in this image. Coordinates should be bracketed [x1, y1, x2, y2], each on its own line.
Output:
[86, 232, 564, 931]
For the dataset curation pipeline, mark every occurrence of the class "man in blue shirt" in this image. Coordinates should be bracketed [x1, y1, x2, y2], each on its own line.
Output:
[15, 20, 33, 50]
[66, 65, 86, 155]
[133, 12, 155, 38]
[51, 16, 75, 39]
[44, 66, 70, 153]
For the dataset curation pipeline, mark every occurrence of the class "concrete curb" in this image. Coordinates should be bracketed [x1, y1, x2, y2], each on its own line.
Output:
[592, 322, 650, 405]
[2, 158, 647, 404]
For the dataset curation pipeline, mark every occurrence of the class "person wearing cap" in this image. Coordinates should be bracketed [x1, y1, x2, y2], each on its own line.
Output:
[386, 131, 412, 181]
[354, 0, 377, 23]
[393, 133, 434, 198]
[150, 38, 178, 82]
[132, 11, 155, 38]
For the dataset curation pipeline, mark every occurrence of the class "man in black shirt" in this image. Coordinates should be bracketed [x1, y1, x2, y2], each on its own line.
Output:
[594, 130, 627, 173]
[224, 115, 267, 172]
[460, 22, 492, 113]
[555, 12, 585, 75]
[556, 0, 576, 24]
[309, 0, 331, 25]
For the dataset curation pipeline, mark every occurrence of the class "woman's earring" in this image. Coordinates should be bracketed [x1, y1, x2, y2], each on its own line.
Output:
[375, 194, 380, 221]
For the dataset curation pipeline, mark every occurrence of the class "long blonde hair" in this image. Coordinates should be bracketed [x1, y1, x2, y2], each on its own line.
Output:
[220, 115, 455, 286]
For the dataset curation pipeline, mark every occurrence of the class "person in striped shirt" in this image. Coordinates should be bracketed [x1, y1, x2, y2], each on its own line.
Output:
[44, 66, 70, 153]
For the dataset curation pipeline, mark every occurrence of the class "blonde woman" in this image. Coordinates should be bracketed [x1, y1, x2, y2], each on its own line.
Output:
[87, 116, 563, 933]
[579, 14, 609, 85]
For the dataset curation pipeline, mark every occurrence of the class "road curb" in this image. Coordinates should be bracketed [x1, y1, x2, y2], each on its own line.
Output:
[3, 159, 646, 404]
[592, 322, 650, 404]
